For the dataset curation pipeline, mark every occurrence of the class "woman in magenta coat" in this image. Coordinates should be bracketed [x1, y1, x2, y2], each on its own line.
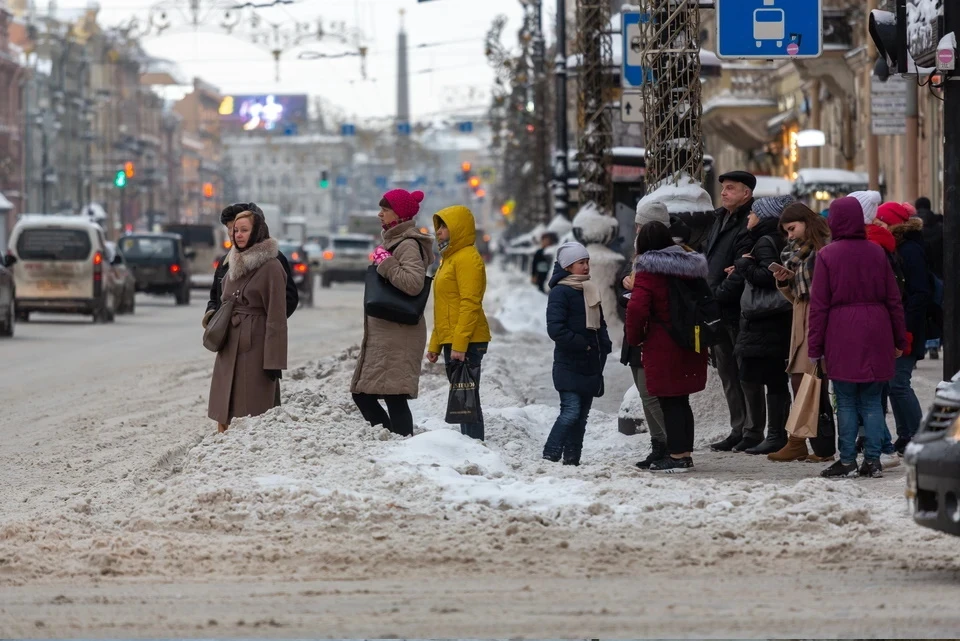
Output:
[808, 196, 907, 480]
[626, 222, 709, 474]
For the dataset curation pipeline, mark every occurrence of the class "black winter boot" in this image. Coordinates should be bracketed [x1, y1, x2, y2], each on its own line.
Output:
[746, 393, 790, 455]
[636, 439, 668, 469]
[710, 433, 741, 452]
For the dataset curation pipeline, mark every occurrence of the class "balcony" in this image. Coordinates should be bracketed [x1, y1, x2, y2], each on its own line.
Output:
[702, 64, 780, 150]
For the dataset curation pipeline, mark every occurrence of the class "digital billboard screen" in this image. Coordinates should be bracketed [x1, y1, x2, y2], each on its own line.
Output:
[218, 94, 308, 132]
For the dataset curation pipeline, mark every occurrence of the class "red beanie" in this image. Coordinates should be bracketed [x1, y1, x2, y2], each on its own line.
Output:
[876, 202, 910, 226]
[381, 189, 425, 221]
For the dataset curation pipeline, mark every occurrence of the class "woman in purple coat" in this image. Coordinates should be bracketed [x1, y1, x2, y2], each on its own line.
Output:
[808, 197, 908, 479]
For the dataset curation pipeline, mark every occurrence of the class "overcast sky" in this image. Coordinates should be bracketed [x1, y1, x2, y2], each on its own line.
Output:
[52, 0, 555, 124]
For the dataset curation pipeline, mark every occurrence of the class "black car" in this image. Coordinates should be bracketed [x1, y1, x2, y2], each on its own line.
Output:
[119, 233, 194, 305]
[278, 241, 313, 307]
[905, 375, 960, 536]
[0, 253, 14, 337]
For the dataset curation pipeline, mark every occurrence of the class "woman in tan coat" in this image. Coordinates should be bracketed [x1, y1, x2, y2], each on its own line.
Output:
[768, 203, 835, 462]
[208, 210, 288, 432]
[351, 189, 434, 436]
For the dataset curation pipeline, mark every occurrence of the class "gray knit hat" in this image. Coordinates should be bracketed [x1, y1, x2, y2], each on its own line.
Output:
[848, 190, 882, 224]
[752, 195, 795, 220]
[635, 200, 670, 227]
[556, 241, 590, 269]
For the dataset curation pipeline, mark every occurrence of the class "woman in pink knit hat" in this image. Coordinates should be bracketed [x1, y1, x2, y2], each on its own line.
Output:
[351, 189, 435, 436]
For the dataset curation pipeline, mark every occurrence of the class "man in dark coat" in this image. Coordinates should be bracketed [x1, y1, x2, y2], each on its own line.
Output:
[703, 170, 766, 452]
[530, 232, 558, 292]
[915, 196, 943, 359]
[204, 202, 299, 324]
[877, 202, 930, 451]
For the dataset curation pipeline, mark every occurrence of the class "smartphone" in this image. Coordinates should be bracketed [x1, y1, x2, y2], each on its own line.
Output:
[768, 262, 795, 277]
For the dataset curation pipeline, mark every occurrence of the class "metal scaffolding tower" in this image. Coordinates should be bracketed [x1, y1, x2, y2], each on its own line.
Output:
[575, 0, 612, 212]
[637, 0, 704, 187]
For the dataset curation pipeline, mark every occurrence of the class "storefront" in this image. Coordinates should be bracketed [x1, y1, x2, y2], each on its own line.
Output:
[792, 168, 875, 213]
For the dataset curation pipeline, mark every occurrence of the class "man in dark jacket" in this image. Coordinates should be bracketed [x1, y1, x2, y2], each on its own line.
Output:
[530, 232, 558, 292]
[703, 170, 766, 452]
[877, 202, 930, 452]
[204, 202, 299, 325]
[915, 196, 943, 359]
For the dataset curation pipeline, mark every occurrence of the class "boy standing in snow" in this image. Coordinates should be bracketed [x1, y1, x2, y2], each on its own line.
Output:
[543, 242, 613, 466]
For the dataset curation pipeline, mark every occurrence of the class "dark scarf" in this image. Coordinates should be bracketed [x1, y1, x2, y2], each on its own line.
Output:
[781, 241, 816, 301]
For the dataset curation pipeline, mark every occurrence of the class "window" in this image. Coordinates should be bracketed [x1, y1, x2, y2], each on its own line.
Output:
[119, 236, 178, 260]
[16, 228, 92, 261]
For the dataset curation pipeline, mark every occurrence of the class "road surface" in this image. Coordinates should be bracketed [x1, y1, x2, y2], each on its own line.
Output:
[1, 282, 959, 638]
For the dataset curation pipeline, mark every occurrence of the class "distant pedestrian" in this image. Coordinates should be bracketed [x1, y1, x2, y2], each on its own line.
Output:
[626, 222, 710, 474]
[351, 190, 434, 437]
[208, 210, 288, 433]
[704, 170, 765, 453]
[542, 242, 613, 466]
[426, 206, 492, 440]
[914, 196, 943, 359]
[808, 197, 907, 479]
[531, 232, 558, 292]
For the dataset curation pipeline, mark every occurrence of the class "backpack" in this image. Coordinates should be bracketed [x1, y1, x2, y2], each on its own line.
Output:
[664, 276, 723, 354]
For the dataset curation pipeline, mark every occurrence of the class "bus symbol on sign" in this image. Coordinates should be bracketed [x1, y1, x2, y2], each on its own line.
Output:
[754, 3, 785, 48]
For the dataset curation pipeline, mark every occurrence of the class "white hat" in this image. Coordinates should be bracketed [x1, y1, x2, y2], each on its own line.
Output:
[556, 241, 590, 269]
[635, 200, 670, 227]
[848, 190, 882, 224]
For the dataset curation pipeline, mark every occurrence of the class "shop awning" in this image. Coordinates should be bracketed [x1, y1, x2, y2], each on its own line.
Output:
[793, 168, 870, 197]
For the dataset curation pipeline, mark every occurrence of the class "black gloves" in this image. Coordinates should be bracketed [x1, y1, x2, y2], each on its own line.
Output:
[265, 369, 281, 381]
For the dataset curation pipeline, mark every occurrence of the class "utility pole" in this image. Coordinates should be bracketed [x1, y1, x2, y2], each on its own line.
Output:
[531, 0, 549, 223]
[905, 80, 919, 203]
[575, 0, 612, 213]
[867, 0, 880, 191]
[552, 0, 569, 219]
[943, 0, 960, 379]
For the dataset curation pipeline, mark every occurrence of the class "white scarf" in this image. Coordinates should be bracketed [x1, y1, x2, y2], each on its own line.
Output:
[557, 274, 601, 329]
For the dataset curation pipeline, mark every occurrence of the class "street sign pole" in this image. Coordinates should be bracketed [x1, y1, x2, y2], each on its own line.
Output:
[942, 0, 960, 380]
[715, 0, 823, 60]
[620, 12, 646, 126]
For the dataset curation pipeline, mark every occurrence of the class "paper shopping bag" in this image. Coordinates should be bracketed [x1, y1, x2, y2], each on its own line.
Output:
[785, 372, 820, 439]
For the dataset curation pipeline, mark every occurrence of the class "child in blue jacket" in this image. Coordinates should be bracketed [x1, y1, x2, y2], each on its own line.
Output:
[542, 242, 613, 465]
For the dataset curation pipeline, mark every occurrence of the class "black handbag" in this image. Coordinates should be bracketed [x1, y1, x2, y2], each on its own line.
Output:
[363, 240, 432, 325]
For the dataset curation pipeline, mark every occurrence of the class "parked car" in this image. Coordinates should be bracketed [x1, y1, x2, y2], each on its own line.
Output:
[905, 374, 960, 537]
[278, 240, 313, 307]
[0, 253, 15, 337]
[318, 233, 375, 288]
[105, 241, 136, 315]
[304, 235, 329, 270]
[6, 215, 116, 323]
[119, 233, 193, 305]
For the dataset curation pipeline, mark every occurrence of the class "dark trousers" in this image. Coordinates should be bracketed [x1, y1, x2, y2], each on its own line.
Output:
[713, 324, 765, 440]
[352, 393, 414, 437]
[442, 342, 488, 440]
[543, 391, 594, 463]
[659, 395, 695, 455]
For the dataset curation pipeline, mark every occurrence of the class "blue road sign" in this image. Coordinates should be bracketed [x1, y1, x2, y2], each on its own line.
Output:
[397, 122, 412, 136]
[457, 121, 473, 133]
[375, 175, 388, 190]
[340, 123, 356, 136]
[336, 175, 348, 187]
[716, 0, 822, 60]
[621, 12, 655, 88]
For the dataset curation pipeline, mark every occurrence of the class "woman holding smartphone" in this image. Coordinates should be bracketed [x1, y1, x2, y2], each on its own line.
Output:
[767, 203, 836, 462]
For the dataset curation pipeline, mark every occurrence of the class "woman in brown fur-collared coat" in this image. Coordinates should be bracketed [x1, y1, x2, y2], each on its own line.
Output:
[351, 189, 434, 436]
[208, 210, 288, 432]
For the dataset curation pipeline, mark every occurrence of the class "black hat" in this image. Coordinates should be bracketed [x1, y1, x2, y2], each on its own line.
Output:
[718, 170, 757, 191]
[220, 202, 264, 225]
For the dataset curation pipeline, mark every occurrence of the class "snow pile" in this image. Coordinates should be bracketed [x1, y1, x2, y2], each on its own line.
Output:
[572, 202, 619, 245]
[638, 173, 714, 214]
[486, 264, 549, 336]
[546, 214, 573, 238]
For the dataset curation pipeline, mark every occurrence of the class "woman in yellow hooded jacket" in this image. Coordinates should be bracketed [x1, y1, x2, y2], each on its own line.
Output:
[425, 205, 492, 440]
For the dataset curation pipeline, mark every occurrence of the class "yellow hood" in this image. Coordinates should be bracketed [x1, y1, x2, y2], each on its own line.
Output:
[434, 205, 476, 256]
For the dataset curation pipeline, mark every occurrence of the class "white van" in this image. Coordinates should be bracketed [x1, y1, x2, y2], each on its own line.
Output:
[6, 215, 116, 323]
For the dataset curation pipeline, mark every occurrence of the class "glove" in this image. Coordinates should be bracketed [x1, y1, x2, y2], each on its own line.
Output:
[372, 245, 392, 266]
[903, 332, 913, 357]
[202, 310, 214, 329]
[265, 369, 281, 381]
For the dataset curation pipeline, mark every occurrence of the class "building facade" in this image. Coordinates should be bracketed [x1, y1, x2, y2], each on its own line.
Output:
[0, 0, 25, 238]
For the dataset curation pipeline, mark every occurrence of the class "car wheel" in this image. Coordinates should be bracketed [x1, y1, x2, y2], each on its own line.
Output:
[16, 308, 29, 323]
[127, 291, 136, 315]
[175, 284, 190, 306]
[0, 297, 13, 338]
[321, 276, 331, 289]
[93, 301, 109, 324]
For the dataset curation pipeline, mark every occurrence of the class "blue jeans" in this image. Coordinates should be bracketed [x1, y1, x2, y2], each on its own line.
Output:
[442, 342, 488, 440]
[889, 355, 922, 442]
[834, 381, 886, 464]
[543, 391, 594, 463]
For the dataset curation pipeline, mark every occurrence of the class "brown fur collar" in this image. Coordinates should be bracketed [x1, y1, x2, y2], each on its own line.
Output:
[891, 216, 923, 244]
[227, 237, 278, 281]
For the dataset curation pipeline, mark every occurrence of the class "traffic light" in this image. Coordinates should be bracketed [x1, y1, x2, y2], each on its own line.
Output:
[114, 170, 126, 188]
[203, 182, 214, 199]
[124, 161, 135, 178]
[468, 176, 481, 189]
[869, 4, 907, 79]
[319, 170, 330, 189]
[475, 188, 486, 199]
[461, 162, 472, 173]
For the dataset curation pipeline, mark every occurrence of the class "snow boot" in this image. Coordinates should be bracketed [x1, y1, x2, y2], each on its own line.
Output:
[710, 433, 741, 452]
[636, 439, 668, 470]
[768, 435, 808, 462]
[649, 456, 693, 474]
[859, 458, 883, 478]
[820, 460, 859, 479]
[733, 436, 763, 452]
[745, 393, 790, 455]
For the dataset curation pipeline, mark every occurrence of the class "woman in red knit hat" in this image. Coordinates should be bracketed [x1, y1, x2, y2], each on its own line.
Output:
[351, 189, 435, 437]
